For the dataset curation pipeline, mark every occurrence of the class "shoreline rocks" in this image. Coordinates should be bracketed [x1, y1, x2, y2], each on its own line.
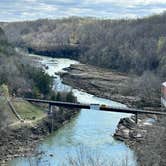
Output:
[114, 116, 147, 143]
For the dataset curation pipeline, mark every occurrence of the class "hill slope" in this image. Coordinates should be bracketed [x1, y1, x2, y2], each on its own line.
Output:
[1, 14, 166, 77]
[0, 27, 53, 98]
[0, 27, 55, 130]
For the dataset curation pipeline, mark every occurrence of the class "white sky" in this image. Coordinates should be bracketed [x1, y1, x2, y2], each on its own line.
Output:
[0, 0, 166, 21]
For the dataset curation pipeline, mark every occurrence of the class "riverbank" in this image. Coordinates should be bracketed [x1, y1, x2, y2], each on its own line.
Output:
[116, 115, 166, 166]
[61, 63, 142, 108]
[61, 63, 165, 165]
[0, 104, 78, 164]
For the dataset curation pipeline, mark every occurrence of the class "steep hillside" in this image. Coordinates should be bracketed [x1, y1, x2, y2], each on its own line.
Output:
[0, 97, 18, 128]
[0, 27, 52, 130]
[0, 27, 53, 98]
[0, 97, 45, 129]
[1, 14, 166, 77]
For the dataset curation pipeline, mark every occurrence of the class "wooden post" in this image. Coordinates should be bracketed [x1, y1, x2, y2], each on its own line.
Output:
[49, 104, 53, 133]
[135, 113, 138, 124]
[49, 104, 52, 114]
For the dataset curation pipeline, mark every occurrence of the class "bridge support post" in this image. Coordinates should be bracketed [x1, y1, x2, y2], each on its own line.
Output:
[135, 113, 138, 124]
[48, 104, 53, 133]
[49, 104, 53, 114]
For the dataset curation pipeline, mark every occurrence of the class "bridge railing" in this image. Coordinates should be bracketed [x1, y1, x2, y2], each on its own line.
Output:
[24, 98, 166, 124]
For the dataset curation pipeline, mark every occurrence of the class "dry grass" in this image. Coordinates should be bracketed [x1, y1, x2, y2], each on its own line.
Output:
[0, 97, 46, 129]
[12, 100, 45, 121]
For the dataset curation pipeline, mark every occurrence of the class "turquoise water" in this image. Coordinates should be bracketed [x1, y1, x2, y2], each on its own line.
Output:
[8, 55, 137, 166]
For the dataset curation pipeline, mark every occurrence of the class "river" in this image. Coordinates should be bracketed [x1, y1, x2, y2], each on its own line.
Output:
[8, 54, 137, 166]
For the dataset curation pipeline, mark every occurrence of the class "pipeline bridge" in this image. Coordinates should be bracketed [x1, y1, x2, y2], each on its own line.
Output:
[24, 98, 166, 124]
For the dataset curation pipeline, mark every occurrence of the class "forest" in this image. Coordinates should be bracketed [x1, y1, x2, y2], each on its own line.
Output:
[1, 13, 166, 108]
[0, 26, 77, 103]
[0, 27, 60, 99]
[1, 13, 166, 79]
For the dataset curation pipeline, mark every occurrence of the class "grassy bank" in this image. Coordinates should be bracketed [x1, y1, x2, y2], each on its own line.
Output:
[0, 97, 46, 128]
[13, 99, 46, 123]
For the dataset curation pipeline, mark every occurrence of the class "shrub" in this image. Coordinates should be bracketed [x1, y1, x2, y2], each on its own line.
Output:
[55, 91, 76, 102]
[0, 84, 9, 98]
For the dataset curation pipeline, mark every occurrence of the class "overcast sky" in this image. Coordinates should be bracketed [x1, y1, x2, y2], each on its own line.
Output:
[0, 0, 166, 22]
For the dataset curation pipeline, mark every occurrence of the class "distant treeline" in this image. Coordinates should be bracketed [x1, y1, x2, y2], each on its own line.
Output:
[1, 14, 166, 77]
